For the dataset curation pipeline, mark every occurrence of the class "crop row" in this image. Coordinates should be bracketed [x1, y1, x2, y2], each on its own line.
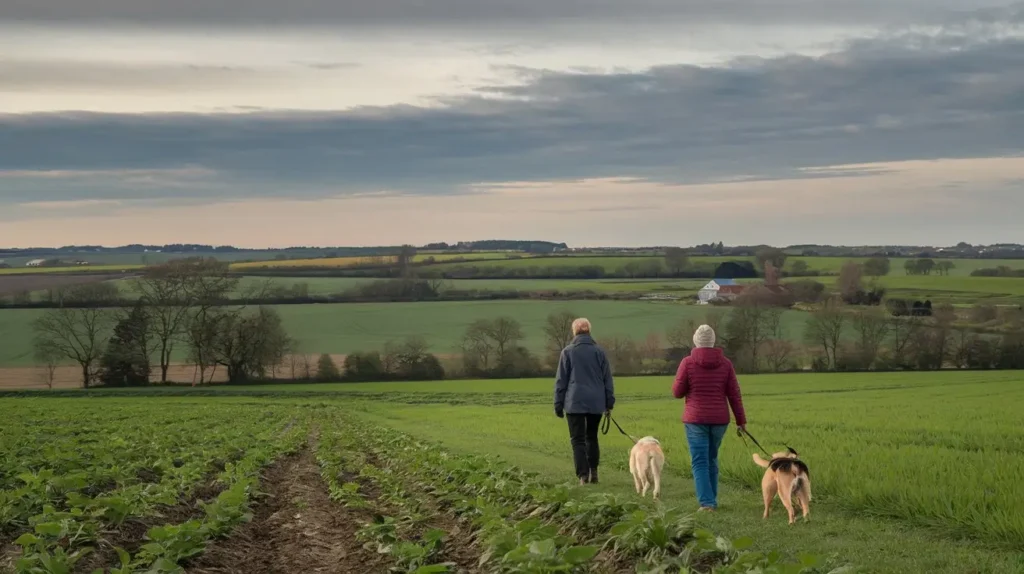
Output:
[316, 413, 852, 573]
[0, 401, 308, 574]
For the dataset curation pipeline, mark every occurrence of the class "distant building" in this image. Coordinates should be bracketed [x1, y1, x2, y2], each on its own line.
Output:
[25, 259, 46, 267]
[697, 279, 745, 304]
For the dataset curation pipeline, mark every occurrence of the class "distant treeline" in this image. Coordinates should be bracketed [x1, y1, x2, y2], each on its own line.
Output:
[0, 278, 649, 309]
[266, 303, 1024, 385]
[971, 266, 1024, 278]
[6, 239, 1024, 263]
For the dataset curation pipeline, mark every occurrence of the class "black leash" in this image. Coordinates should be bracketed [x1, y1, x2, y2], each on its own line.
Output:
[737, 426, 773, 458]
[601, 412, 638, 444]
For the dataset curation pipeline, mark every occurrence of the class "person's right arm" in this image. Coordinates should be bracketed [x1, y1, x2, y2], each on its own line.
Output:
[672, 358, 690, 398]
[554, 349, 570, 416]
[725, 362, 747, 428]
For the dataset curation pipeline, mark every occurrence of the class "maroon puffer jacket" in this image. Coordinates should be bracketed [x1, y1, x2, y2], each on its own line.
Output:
[672, 347, 747, 426]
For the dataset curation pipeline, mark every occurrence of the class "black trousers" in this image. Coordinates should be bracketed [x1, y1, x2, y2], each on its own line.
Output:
[566, 413, 602, 479]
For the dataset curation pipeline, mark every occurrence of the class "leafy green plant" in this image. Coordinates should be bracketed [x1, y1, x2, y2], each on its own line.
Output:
[389, 528, 453, 573]
[605, 506, 696, 562]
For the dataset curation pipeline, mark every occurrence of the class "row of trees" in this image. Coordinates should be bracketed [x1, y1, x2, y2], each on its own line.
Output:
[904, 258, 955, 276]
[32, 259, 292, 387]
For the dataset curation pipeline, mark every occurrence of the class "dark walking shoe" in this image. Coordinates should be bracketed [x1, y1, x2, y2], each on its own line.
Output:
[589, 469, 599, 484]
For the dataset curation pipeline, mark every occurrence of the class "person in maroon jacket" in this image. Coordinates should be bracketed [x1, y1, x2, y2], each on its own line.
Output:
[672, 324, 747, 511]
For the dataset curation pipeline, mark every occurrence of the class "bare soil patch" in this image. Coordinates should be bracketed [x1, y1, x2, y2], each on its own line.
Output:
[187, 449, 388, 574]
[0, 273, 132, 298]
[0, 363, 229, 390]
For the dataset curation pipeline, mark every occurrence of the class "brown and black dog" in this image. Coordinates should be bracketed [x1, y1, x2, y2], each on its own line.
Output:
[753, 447, 811, 524]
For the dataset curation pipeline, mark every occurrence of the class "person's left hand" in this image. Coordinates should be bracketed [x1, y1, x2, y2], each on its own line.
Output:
[555, 408, 564, 418]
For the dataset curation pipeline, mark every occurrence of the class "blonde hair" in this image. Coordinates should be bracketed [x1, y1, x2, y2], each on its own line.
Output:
[572, 318, 591, 336]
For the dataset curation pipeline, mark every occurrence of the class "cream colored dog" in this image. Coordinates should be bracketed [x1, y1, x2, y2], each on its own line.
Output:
[629, 436, 665, 499]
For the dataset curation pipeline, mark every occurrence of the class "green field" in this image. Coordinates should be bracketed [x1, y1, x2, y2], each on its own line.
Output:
[0, 265, 144, 276]
[228, 276, 716, 295]
[429, 255, 1024, 277]
[0, 301, 805, 368]
[818, 275, 1024, 305]
[2, 371, 1022, 573]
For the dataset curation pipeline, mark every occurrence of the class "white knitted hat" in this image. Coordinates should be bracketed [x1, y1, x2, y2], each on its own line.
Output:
[693, 324, 716, 348]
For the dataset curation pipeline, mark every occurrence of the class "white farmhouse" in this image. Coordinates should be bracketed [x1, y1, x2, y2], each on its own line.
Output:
[697, 279, 744, 304]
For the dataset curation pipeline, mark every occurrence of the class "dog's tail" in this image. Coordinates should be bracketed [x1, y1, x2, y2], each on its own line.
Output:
[752, 453, 770, 468]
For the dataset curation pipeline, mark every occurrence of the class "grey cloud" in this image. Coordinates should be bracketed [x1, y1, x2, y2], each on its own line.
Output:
[1, 18, 1023, 204]
[2, 0, 1017, 28]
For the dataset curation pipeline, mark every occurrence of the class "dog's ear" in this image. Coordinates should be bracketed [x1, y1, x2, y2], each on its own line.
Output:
[785, 446, 799, 457]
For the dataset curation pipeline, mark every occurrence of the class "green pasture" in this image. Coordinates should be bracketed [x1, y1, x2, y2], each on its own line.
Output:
[349, 371, 1024, 573]
[224, 276, 715, 296]
[428, 254, 1024, 277]
[0, 300, 806, 368]
[0, 264, 143, 275]
[229, 274, 1024, 301]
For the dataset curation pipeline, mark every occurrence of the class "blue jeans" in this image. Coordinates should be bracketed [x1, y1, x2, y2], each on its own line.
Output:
[685, 423, 729, 508]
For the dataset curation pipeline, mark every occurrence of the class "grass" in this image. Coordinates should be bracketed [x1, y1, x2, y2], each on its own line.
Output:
[427, 255, 1024, 277]
[0, 264, 144, 275]
[230, 251, 536, 269]
[3, 371, 1023, 573]
[0, 300, 804, 368]
[820, 275, 1024, 305]
[224, 276, 717, 295]
[346, 371, 1024, 573]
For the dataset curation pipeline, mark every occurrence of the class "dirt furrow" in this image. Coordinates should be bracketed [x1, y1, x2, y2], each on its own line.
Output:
[187, 449, 387, 574]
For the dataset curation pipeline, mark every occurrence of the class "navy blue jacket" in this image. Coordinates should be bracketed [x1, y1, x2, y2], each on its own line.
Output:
[554, 334, 616, 415]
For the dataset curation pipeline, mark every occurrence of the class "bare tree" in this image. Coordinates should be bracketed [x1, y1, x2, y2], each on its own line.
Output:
[179, 260, 239, 384]
[804, 297, 847, 370]
[300, 354, 314, 380]
[762, 339, 796, 373]
[32, 284, 119, 387]
[135, 267, 190, 383]
[950, 326, 978, 369]
[395, 245, 418, 277]
[461, 319, 496, 373]
[542, 310, 577, 366]
[209, 306, 291, 383]
[704, 309, 726, 335]
[850, 309, 890, 368]
[640, 331, 663, 364]
[490, 316, 524, 360]
[33, 341, 62, 389]
[381, 340, 402, 375]
[886, 316, 922, 368]
[604, 335, 641, 375]
[723, 293, 781, 372]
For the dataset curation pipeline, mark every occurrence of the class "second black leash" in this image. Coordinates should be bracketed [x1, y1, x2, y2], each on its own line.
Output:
[601, 411, 638, 444]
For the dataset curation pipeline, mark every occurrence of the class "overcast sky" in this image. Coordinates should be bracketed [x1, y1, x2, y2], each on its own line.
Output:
[2, 0, 1022, 247]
